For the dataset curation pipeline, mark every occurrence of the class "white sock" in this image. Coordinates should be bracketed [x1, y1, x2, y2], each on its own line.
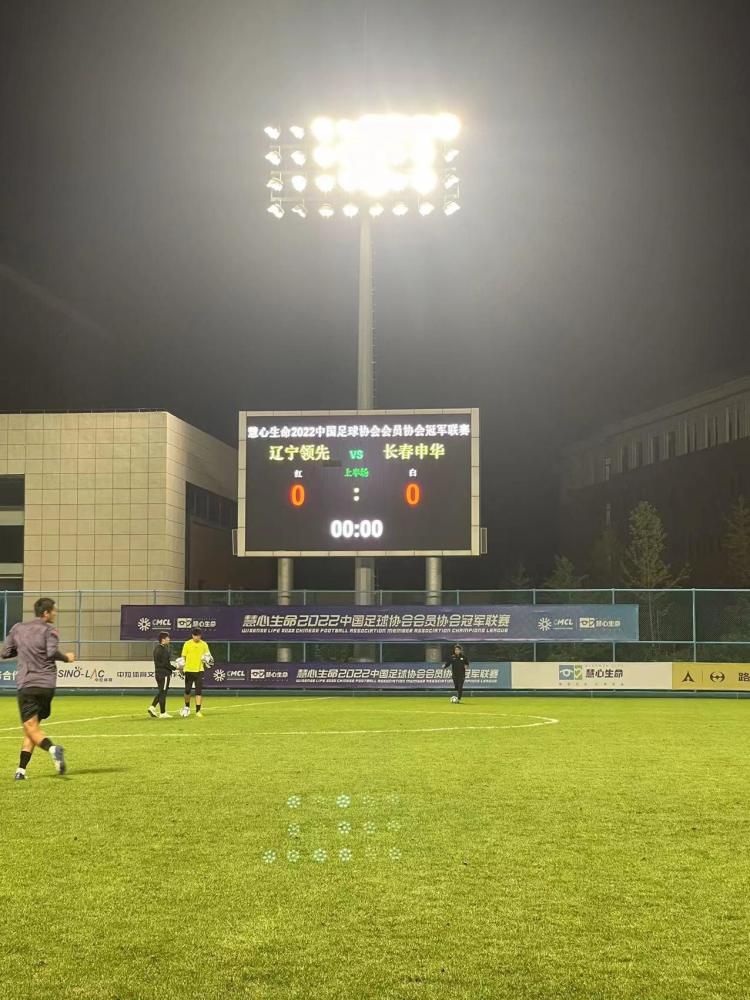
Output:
[16, 767, 25, 774]
[48, 746, 56, 755]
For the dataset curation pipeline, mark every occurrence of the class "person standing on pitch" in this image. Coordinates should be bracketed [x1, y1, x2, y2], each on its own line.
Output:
[0, 597, 75, 780]
[179, 628, 212, 718]
[445, 642, 470, 703]
[148, 631, 174, 719]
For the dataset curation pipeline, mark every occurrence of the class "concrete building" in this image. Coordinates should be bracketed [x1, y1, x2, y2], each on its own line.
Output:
[0, 411, 270, 656]
[560, 377, 750, 584]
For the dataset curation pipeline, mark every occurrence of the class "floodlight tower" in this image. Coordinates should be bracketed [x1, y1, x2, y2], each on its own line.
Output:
[264, 113, 462, 655]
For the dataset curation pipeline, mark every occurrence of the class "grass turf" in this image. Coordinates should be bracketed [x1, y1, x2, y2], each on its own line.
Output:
[0, 692, 748, 1000]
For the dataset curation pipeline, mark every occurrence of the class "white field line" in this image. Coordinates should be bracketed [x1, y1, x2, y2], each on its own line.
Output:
[0, 717, 559, 740]
[0, 697, 334, 733]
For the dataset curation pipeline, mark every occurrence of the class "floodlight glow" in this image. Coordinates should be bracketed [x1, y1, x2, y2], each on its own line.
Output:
[411, 168, 438, 194]
[435, 113, 461, 141]
[418, 202, 435, 216]
[369, 203, 385, 217]
[444, 200, 461, 216]
[392, 202, 408, 216]
[291, 174, 308, 192]
[290, 125, 305, 139]
[314, 145, 337, 169]
[342, 203, 359, 218]
[290, 150, 307, 166]
[337, 171, 358, 193]
[264, 126, 281, 140]
[444, 148, 459, 163]
[266, 176, 283, 192]
[292, 204, 308, 218]
[318, 204, 335, 218]
[444, 172, 460, 190]
[311, 117, 335, 142]
[265, 150, 282, 166]
[267, 203, 284, 219]
[315, 174, 336, 193]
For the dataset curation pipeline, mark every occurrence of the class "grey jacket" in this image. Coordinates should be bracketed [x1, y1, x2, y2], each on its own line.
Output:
[1, 618, 67, 690]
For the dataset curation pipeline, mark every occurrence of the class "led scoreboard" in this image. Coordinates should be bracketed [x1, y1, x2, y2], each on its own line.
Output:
[238, 409, 480, 556]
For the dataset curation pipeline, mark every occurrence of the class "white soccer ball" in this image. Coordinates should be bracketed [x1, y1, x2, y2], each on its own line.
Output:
[451, 695, 459, 703]
[201, 653, 214, 668]
[175, 656, 186, 670]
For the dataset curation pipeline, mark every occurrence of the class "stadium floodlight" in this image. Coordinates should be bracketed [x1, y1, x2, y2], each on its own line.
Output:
[266, 176, 284, 192]
[368, 203, 385, 217]
[264, 125, 281, 140]
[290, 150, 307, 166]
[444, 148, 459, 163]
[291, 174, 308, 192]
[418, 201, 435, 216]
[318, 204, 335, 218]
[444, 200, 461, 216]
[267, 202, 284, 219]
[289, 125, 305, 139]
[265, 149, 282, 167]
[291, 204, 308, 218]
[315, 174, 336, 193]
[444, 172, 460, 190]
[392, 202, 408, 216]
[342, 203, 359, 218]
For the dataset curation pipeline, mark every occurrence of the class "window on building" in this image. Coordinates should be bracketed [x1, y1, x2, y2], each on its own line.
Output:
[602, 457, 611, 482]
[650, 435, 661, 463]
[707, 415, 718, 447]
[728, 407, 740, 442]
[0, 526, 24, 563]
[604, 502, 612, 527]
[687, 423, 697, 453]
[632, 440, 642, 469]
[666, 431, 676, 459]
[619, 445, 629, 474]
[0, 477, 24, 508]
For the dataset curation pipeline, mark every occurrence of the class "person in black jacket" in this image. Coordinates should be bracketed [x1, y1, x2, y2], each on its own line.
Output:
[445, 642, 469, 702]
[148, 632, 174, 718]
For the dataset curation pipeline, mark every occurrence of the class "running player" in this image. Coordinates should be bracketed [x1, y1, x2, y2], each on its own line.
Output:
[1, 597, 75, 780]
[179, 628, 212, 718]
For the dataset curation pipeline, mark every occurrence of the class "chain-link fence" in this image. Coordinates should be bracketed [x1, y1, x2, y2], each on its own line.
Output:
[1, 588, 749, 663]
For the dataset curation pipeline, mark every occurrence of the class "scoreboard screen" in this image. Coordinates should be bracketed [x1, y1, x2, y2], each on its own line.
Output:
[238, 409, 480, 556]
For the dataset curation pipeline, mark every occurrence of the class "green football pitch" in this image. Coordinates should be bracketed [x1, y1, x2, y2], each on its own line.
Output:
[1, 693, 748, 1000]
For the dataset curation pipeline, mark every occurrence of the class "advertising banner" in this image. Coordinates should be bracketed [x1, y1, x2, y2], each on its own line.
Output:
[119, 604, 639, 643]
[671, 663, 750, 692]
[1, 661, 511, 691]
[511, 662, 673, 691]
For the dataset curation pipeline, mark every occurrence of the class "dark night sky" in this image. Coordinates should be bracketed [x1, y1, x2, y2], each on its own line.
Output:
[2, 0, 750, 587]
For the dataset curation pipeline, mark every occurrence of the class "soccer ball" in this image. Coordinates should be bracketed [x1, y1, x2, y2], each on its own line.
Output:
[201, 653, 214, 668]
[174, 656, 186, 670]
[180, 706, 190, 718]
[451, 695, 460, 703]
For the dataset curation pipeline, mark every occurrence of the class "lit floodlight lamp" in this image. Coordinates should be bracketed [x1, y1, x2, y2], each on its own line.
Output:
[314, 145, 337, 169]
[444, 200, 461, 216]
[342, 203, 359, 218]
[311, 116, 335, 142]
[265, 150, 282, 166]
[315, 174, 336, 193]
[444, 148, 459, 163]
[290, 125, 305, 139]
[392, 202, 408, 216]
[290, 150, 307, 166]
[319, 204, 335, 218]
[444, 172, 460, 190]
[292, 204, 308, 218]
[266, 176, 283, 192]
[369, 203, 385, 217]
[267, 202, 284, 219]
[411, 168, 438, 195]
[264, 125, 281, 140]
[418, 202, 435, 216]
[291, 174, 308, 192]
[434, 113, 461, 141]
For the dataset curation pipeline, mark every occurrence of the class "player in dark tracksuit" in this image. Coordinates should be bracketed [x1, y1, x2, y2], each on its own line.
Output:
[1, 596, 75, 780]
[445, 643, 470, 702]
[148, 632, 174, 718]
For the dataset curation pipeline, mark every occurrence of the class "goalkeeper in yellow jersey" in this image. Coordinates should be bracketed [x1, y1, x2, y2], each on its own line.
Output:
[179, 628, 213, 718]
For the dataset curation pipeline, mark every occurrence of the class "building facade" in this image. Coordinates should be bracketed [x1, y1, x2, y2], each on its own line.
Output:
[0, 411, 270, 656]
[560, 377, 750, 584]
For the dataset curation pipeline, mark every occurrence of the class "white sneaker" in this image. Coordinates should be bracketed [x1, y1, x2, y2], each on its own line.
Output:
[180, 706, 190, 717]
[148, 705, 159, 718]
[159, 712, 172, 719]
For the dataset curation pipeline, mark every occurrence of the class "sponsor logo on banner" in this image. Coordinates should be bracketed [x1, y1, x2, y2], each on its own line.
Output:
[513, 662, 673, 690]
[671, 663, 750, 692]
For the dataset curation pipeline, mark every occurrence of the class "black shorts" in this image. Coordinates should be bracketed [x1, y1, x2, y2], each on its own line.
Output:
[184, 672, 204, 696]
[17, 687, 55, 724]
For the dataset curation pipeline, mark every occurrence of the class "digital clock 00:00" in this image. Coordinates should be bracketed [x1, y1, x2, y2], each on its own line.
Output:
[330, 519, 384, 540]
